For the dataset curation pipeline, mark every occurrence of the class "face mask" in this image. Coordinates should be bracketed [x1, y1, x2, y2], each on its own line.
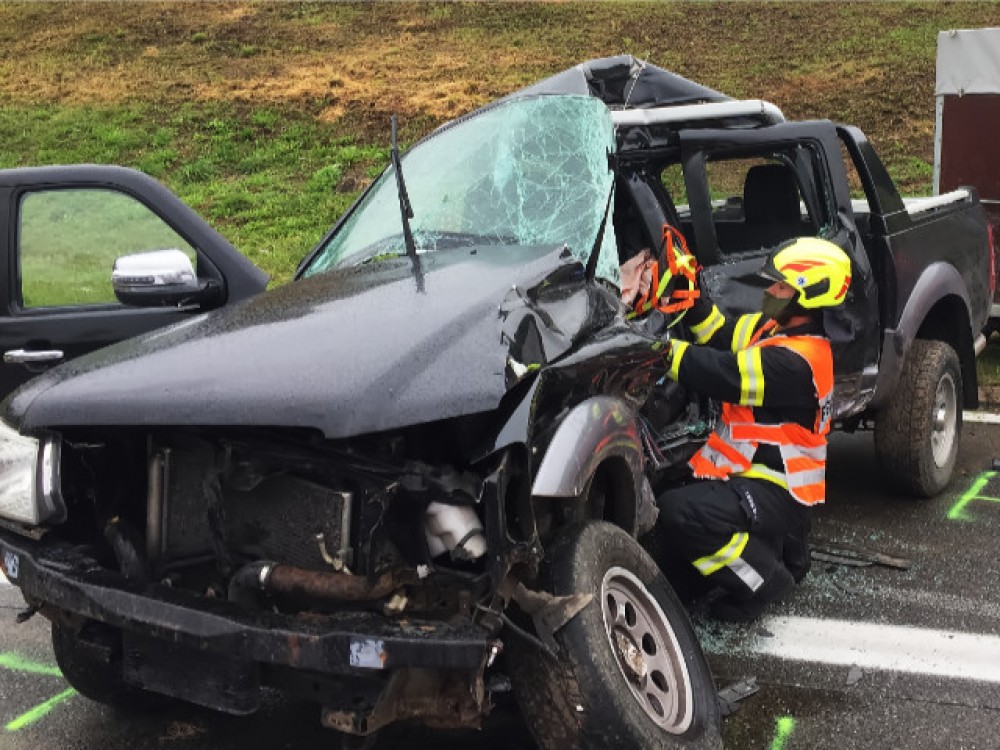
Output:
[761, 291, 793, 321]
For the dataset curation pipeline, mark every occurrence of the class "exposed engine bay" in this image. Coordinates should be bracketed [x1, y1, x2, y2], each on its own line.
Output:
[55, 374, 707, 620]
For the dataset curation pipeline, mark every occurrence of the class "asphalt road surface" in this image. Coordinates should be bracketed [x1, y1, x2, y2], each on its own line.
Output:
[3, 420, 1000, 749]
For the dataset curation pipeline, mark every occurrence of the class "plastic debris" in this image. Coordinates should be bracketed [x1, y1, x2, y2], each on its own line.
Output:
[717, 676, 759, 717]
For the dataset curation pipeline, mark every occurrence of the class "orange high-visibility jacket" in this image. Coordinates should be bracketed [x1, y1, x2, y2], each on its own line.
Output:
[687, 333, 834, 506]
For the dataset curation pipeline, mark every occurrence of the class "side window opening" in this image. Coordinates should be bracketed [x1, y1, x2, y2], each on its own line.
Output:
[707, 155, 804, 256]
[17, 188, 198, 309]
[613, 179, 655, 267]
[659, 162, 694, 249]
[686, 145, 832, 260]
[615, 172, 688, 309]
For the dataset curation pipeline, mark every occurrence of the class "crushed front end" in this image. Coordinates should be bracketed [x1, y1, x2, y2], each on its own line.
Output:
[0, 418, 541, 735]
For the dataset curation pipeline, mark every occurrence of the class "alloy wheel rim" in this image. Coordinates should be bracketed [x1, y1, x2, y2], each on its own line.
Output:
[931, 372, 958, 468]
[600, 566, 694, 733]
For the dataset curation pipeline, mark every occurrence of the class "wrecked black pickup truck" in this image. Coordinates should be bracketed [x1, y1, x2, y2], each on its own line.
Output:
[0, 57, 993, 749]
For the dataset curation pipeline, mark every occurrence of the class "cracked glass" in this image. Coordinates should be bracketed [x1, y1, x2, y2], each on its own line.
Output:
[304, 95, 620, 285]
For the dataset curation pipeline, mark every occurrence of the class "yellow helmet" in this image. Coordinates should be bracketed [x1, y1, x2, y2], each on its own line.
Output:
[759, 237, 852, 309]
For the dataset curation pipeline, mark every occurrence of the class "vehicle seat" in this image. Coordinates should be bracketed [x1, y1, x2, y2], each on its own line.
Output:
[742, 164, 807, 250]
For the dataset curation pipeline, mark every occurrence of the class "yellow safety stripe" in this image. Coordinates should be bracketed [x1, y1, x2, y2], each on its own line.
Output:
[668, 340, 690, 380]
[738, 347, 765, 406]
[689, 305, 725, 344]
[739, 463, 789, 489]
[732, 313, 763, 352]
[693, 532, 749, 576]
[654, 264, 674, 301]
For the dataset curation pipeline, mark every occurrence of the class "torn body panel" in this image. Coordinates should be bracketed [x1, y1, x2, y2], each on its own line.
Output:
[507, 54, 730, 109]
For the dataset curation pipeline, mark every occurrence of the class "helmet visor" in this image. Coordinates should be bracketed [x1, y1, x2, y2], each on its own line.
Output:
[758, 254, 785, 285]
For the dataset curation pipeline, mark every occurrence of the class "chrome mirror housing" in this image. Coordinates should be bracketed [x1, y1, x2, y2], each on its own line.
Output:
[112, 248, 204, 307]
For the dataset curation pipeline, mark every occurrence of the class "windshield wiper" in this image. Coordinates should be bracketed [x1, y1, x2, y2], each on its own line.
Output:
[390, 114, 424, 292]
[391, 114, 418, 261]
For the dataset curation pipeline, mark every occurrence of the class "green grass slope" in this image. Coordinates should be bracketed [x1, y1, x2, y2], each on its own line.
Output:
[0, 2, 996, 283]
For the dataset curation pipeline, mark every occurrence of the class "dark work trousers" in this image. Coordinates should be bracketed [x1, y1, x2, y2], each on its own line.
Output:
[652, 476, 812, 602]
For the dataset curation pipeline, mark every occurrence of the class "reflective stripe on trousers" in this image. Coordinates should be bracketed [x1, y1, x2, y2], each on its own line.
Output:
[692, 531, 766, 592]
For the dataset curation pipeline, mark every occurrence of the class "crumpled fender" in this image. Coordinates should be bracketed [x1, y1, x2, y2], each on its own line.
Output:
[531, 395, 645, 512]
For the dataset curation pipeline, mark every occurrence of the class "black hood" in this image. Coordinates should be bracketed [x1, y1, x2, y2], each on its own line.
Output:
[5, 246, 617, 438]
[506, 55, 730, 109]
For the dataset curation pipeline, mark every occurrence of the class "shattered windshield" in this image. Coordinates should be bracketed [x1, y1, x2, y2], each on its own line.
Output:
[303, 95, 620, 285]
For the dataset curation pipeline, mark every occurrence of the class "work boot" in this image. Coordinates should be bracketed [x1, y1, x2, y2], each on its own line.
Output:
[782, 531, 812, 583]
[786, 546, 811, 583]
[710, 565, 795, 622]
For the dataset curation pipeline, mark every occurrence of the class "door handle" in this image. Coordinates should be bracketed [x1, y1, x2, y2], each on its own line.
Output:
[4, 349, 65, 365]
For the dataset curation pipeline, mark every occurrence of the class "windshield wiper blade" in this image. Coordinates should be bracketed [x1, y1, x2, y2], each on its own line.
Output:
[391, 114, 418, 261]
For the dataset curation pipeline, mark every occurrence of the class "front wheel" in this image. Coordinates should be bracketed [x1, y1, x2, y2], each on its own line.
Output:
[507, 521, 721, 750]
[875, 339, 962, 497]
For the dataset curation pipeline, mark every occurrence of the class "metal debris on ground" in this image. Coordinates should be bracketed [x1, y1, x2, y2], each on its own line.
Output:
[810, 537, 911, 570]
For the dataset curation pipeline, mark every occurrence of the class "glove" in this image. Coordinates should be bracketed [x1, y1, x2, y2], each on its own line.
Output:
[649, 337, 691, 381]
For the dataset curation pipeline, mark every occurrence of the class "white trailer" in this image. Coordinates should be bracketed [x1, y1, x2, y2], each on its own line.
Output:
[935, 28, 1000, 322]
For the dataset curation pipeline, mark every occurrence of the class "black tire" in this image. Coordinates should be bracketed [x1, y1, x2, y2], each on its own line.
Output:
[51, 621, 162, 709]
[507, 521, 722, 750]
[874, 339, 962, 497]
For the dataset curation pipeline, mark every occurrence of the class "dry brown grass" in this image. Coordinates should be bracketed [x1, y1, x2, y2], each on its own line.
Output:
[0, 3, 560, 123]
[1, 1, 998, 190]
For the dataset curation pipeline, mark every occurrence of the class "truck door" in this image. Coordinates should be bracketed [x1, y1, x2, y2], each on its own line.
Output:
[0, 167, 268, 398]
[673, 122, 880, 415]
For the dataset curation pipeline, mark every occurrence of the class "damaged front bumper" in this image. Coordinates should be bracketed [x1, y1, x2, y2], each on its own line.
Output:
[0, 530, 500, 732]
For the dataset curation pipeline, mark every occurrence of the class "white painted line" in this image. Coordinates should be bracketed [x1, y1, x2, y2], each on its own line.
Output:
[709, 616, 1000, 683]
[964, 410, 1000, 424]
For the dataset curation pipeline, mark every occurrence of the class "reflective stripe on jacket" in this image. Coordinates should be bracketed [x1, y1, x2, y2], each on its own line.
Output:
[688, 333, 834, 506]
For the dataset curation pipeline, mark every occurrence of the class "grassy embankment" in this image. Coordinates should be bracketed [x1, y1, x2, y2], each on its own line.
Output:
[2, 2, 999, 378]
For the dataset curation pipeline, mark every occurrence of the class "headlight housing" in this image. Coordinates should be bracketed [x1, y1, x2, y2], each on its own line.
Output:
[0, 421, 64, 526]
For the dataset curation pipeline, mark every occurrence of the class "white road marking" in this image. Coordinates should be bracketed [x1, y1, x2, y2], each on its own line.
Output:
[964, 410, 1000, 424]
[705, 615, 1000, 683]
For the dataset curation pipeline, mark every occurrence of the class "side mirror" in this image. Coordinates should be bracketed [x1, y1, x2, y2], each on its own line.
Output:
[112, 248, 220, 307]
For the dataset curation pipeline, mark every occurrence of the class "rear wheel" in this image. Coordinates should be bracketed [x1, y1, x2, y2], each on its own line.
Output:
[508, 521, 721, 750]
[875, 339, 962, 497]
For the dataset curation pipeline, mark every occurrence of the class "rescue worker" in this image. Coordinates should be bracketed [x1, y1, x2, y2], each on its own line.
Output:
[647, 235, 852, 621]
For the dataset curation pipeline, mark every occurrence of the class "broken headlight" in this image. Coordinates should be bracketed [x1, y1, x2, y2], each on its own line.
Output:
[0, 421, 64, 526]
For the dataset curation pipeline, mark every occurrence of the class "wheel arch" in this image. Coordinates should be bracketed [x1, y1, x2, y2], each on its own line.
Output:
[871, 262, 977, 410]
[915, 296, 977, 409]
[586, 455, 641, 536]
[531, 396, 644, 536]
